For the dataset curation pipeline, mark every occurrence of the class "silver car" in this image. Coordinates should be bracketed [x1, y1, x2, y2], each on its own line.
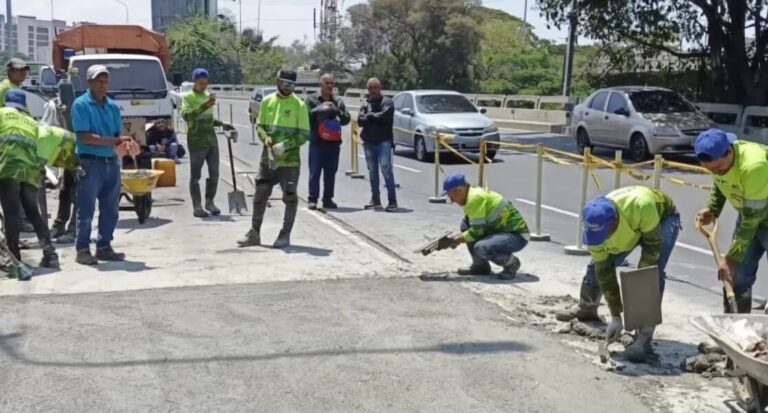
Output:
[392, 90, 501, 162]
[572, 86, 714, 161]
[249, 86, 277, 123]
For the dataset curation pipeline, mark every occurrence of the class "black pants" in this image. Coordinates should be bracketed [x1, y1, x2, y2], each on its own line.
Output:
[0, 180, 54, 260]
[308, 142, 340, 203]
[53, 169, 77, 234]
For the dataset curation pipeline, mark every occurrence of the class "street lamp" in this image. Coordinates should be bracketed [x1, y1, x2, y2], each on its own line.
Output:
[110, 0, 129, 24]
[232, 0, 242, 34]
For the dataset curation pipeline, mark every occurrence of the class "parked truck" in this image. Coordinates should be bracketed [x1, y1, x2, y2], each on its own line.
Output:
[52, 24, 173, 144]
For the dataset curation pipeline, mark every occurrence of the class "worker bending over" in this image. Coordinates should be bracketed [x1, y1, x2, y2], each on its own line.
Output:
[695, 128, 768, 313]
[443, 172, 529, 279]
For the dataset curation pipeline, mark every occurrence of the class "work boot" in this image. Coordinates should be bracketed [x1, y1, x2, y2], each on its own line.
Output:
[273, 229, 291, 249]
[55, 232, 75, 244]
[498, 255, 521, 280]
[457, 262, 492, 276]
[237, 229, 261, 247]
[205, 199, 221, 216]
[555, 280, 602, 322]
[725, 288, 753, 314]
[385, 202, 399, 213]
[364, 199, 382, 210]
[308, 202, 318, 211]
[76, 249, 98, 266]
[323, 200, 338, 210]
[193, 206, 209, 218]
[96, 246, 126, 262]
[40, 251, 60, 269]
[51, 225, 67, 239]
[623, 326, 655, 363]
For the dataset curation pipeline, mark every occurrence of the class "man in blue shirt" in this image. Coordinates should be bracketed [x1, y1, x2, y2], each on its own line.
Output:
[71, 65, 132, 265]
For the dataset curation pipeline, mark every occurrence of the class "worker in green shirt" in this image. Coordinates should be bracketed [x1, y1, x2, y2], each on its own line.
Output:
[695, 128, 768, 314]
[0, 58, 29, 105]
[442, 172, 530, 279]
[0, 90, 59, 278]
[239, 69, 309, 249]
[181, 68, 234, 218]
[559, 186, 680, 363]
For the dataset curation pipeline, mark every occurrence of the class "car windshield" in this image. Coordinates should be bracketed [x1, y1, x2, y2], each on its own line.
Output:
[416, 94, 477, 114]
[628, 91, 695, 113]
[70, 59, 167, 96]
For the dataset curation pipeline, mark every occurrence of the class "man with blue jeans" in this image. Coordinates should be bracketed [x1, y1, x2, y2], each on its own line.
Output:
[71, 65, 132, 265]
[560, 186, 680, 363]
[358, 78, 397, 212]
[443, 172, 529, 280]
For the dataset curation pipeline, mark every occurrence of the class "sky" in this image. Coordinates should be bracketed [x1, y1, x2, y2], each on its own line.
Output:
[17, 0, 571, 45]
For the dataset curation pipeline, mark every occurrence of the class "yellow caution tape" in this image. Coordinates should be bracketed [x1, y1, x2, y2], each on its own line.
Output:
[662, 160, 711, 175]
[661, 175, 713, 191]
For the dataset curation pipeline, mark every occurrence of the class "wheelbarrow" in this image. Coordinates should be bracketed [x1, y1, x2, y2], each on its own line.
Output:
[120, 169, 164, 224]
[691, 314, 768, 412]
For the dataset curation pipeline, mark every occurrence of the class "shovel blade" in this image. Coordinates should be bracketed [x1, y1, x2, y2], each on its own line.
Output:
[228, 191, 248, 215]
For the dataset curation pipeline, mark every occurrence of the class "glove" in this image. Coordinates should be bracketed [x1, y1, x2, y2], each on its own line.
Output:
[606, 316, 623, 343]
[272, 142, 286, 158]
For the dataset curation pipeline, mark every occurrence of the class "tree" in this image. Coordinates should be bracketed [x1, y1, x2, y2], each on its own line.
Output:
[166, 16, 243, 84]
[535, 0, 768, 105]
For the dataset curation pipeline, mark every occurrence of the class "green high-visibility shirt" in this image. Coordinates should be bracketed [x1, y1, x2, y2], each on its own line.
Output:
[38, 125, 76, 170]
[462, 187, 529, 243]
[257, 92, 310, 167]
[588, 186, 676, 316]
[0, 107, 42, 186]
[0, 79, 19, 106]
[181, 90, 219, 151]
[706, 140, 768, 262]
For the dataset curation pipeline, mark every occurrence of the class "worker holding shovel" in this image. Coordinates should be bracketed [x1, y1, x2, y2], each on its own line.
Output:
[562, 186, 681, 363]
[694, 129, 768, 314]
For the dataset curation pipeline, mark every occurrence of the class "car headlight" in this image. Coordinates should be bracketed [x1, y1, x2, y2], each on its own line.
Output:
[652, 126, 679, 137]
[485, 125, 499, 133]
[426, 126, 453, 137]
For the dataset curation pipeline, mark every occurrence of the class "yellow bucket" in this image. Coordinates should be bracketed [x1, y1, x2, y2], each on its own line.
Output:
[121, 169, 165, 195]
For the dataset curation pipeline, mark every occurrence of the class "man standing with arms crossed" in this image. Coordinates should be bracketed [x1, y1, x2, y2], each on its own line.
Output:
[238, 69, 309, 249]
[181, 68, 233, 218]
[305, 73, 350, 210]
[358, 78, 398, 212]
[694, 128, 768, 313]
[71, 65, 132, 265]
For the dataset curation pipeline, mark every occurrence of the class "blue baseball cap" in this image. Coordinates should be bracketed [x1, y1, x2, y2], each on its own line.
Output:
[192, 68, 209, 80]
[442, 172, 468, 195]
[582, 196, 617, 246]
[694, 128, 737, 161]
[5, 89, 27, 111]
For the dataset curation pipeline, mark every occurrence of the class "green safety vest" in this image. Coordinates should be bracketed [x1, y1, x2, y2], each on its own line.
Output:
[38, 125, 77, 170]
[461, 187, 529, 243]
[0, 107, 42, 186]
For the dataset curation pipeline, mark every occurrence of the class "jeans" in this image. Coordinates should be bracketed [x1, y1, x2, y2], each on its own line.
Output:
[251, 166, 300, 233]
[189, 147, 220, 207]
[363, 141, 397, 203]
[75, 157, 121, 251]
[150, 142, 180, 160]
[53, 168, 77, 234]
[0, 180, 54, 260]
[460, 216, 528, 266]
[731, 222, 768, 295]
[308, 142, 340, 203]
[583, 211, 681, 294]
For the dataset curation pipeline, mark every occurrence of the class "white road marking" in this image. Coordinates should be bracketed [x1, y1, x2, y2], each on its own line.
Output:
[357, 154, 421, 173]
[515, 198, 713, 256]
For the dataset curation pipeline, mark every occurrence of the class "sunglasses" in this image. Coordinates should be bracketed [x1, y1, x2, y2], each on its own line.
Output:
[279, 78, 297, 88]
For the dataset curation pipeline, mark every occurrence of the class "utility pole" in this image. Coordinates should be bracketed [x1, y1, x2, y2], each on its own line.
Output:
[257, 0, 262, 34]
[561, 0, 578, 97]
[6, 0, 13, 57]
[523, 0, 528, 24]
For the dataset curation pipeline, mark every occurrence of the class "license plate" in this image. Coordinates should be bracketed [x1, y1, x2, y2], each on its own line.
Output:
[130, 100, 151, 106]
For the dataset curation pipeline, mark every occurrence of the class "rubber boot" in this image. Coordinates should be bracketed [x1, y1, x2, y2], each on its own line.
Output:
[555, 280, 602, 322]
[237, 229, 261, 247]
[497, 255, 521, 280]
[204, 178, 220, 216]
[273, 228, 291, 249]
[724, 288, 753, 314]
[39, 251, 60, 269]
[191, 184, 208, 218]
[623, 326, 655, 363]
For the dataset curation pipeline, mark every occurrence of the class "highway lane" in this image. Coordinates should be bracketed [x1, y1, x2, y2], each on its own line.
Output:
[213, 98, 768, 302]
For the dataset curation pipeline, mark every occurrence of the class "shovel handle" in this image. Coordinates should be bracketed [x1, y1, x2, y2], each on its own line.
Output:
[694, 217, 738, 309]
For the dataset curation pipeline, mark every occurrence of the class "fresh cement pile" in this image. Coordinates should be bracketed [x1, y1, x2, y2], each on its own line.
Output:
[683, 316, 768, 377]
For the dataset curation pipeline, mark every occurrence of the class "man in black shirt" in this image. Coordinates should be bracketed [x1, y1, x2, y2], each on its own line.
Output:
[358, 77, 397, 212]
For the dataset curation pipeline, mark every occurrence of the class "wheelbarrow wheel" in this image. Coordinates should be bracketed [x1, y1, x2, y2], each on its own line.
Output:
[135, 194, 153, 224]
[733, 376, 768, 412]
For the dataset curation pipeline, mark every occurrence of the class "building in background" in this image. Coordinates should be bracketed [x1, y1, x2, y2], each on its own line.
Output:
[0, 15, 70, 64]
[152, 0, 218, 32]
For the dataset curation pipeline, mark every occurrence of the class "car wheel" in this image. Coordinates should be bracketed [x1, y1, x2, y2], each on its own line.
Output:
[414, 135, 432, 162]
[629, 133, 651, 161]
[576, 127, 593, 154]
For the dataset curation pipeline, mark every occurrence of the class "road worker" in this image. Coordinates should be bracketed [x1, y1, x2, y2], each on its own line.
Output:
[443, 172, 529, 280]
[694, 128, 768, 314]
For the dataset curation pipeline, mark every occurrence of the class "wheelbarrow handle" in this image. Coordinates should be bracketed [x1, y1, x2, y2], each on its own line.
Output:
[695, 217, 738, 311]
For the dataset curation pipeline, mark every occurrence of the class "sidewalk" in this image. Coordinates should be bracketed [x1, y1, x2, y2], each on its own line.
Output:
[2, 160, 402, 296]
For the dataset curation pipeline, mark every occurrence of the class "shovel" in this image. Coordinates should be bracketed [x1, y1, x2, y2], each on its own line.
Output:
[695, 217, 738, 313]
[225, 129, 247, 214]
[0, 234, 33, 280]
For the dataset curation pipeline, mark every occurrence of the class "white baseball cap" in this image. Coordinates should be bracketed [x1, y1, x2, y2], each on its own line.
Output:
[86, 65, 109, 80]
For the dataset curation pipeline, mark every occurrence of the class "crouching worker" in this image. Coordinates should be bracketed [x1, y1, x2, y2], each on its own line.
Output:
[560, 186, 680, 362]
[443, 172, 529, 280]
[0, 90, 59, 278]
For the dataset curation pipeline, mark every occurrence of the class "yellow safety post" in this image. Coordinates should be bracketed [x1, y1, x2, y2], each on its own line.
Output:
[530, 143, 551, 242]
[429, 133, 447, 203]
[652, 154, 663, 189]
[564, 147, 592, 256]
[478, 140, 486, 187]
[346, 121, 364, 179]
[613, 150, 623, 189]
[250, 120, 258, 146]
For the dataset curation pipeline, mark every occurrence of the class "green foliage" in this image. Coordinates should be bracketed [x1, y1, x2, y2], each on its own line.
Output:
[166, 16, 242, 84]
